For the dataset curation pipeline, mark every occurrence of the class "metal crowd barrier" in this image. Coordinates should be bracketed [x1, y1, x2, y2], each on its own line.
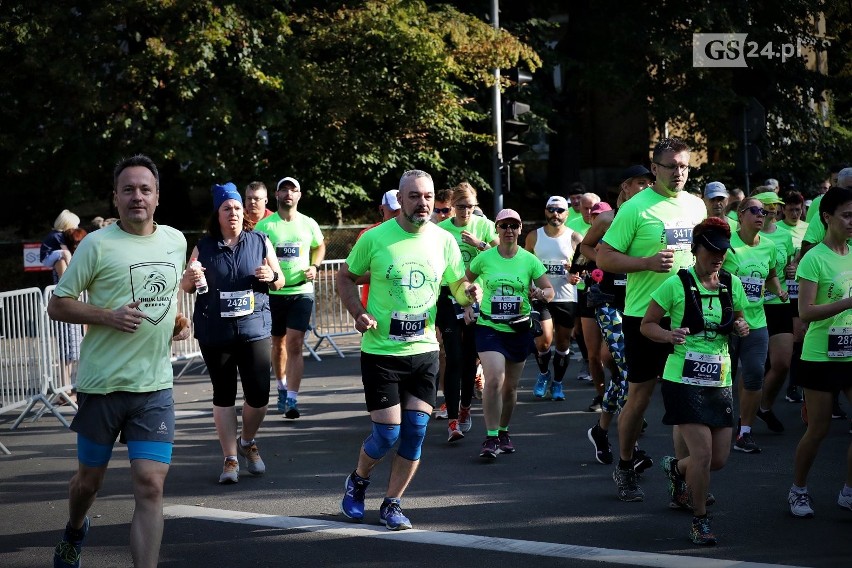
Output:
[307, 259, 361, 360]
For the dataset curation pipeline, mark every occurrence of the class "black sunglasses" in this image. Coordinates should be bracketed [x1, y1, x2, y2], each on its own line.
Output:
[454, 204, 478, 210]
[497, 222, 521, 230]
[742, 205, 768, 216]
[546, 207, 566, 214]
[434, 207, 451, 214]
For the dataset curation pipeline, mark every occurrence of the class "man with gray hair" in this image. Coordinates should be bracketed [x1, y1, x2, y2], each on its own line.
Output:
[337, 169, 481, 530]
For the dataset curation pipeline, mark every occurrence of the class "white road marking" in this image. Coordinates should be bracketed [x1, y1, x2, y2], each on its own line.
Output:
[163, 504, 802, 568]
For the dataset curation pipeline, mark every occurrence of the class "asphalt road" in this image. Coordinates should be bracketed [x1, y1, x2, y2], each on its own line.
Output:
[1, 350, 850, 567]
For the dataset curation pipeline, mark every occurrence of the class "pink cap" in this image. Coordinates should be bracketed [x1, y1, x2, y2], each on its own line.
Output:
[590, 202, 613, 215]
[495, 208, 522, 224]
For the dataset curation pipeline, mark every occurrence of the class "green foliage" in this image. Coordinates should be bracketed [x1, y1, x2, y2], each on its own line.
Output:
[0, 0, 538, 234]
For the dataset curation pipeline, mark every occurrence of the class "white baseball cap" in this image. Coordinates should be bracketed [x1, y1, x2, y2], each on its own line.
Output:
[381, 190, 400, 211]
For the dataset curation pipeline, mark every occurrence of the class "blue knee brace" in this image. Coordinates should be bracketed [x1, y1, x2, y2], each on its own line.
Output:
[397, 410, 429, 461]
[363, 422, 400, 460]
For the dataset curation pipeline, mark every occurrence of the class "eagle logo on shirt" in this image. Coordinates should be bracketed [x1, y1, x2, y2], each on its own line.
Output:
[130, 262, 179, 324]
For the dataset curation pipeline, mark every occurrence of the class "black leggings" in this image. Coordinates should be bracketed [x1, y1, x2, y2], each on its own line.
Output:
[442, 320, 478, 419]
[201, 338, 272, 408]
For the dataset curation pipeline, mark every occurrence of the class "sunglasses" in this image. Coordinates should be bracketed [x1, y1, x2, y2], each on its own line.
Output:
[434, 207, 451, 214]
[454, 204, 478, 210]
[546, 207, 566, 214]
[497, 222, 521, 230]
[743, 205, 769, 216]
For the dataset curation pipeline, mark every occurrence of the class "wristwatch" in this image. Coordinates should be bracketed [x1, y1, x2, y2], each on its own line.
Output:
[270, 271, 280, 284]
[478, 241, 487, 251]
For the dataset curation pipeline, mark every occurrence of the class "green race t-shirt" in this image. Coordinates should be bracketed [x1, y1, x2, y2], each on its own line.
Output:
[651, 267, 747, 387]
[802, 215, 826, 247]
[346, 220, 465, 356]
[796, 242, 852, 362]
[805, 194, 823, 223]
[437, 215, 497, 269]
[469, 247, 546, 333]
[722, 231, 776, 329]
[254, 211, 324, 295]
[760, 225, 794, 304]
[566, 214, 592, 237]
[53, 223, 187, 394]
[776, 220, 808, 255]
[601, 187, 707, 317]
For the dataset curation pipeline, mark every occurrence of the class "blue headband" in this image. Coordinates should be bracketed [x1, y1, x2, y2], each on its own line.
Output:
[212, 182, 242, 211]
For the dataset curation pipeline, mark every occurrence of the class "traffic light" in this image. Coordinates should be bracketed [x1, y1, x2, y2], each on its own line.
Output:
[502, 100, 530, 163]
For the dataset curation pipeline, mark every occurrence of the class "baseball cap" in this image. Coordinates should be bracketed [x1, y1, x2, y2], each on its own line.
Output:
[495, 209, 522, 224]
[752, 191, 784, 205]
[621, 165, 652, 182]
[212, 182, 242, 211]
[590, 202, 613, 216]
[763, 178, 779, 190]
[381, 190, 400, 211]
[695, 228, 734, 253]
[704, 181, 728, 200]
[276, 177, 301, 191]
[546, 196, 568, 209]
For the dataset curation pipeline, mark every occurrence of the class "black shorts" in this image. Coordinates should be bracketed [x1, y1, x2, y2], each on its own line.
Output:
[794, 360, 852, 392]
[661, 380, 734, 428]
[475, 324, 534, 363]
[435, 286, 464, 333]
[71, 389, 175, 446]
[269, 293, 314, 335]
[578, 289, 596, 319]
[765, 302, 793, 336]
[539, 301, 577, 329]
[360, 351, 439, 411]
[623, 314, 672, 383]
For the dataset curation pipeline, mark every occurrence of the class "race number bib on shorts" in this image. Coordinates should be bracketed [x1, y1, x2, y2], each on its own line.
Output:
[450, 296, 478, 320]
[827, 326, 852, 358]
[275, 241, 301, 261]
[663, 221, 693, 251]
[388, 311, 428, 342]
[681, 351, 724, 387]
[785, 279, 799, 299]
[490, 295, 521, 320]
[219, 290, 254, 318]
[542, 259, 566, 276]
[740, 276, 765, 302]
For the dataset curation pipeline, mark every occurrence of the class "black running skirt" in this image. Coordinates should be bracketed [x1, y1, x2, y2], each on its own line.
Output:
[661, 380, 734, 428]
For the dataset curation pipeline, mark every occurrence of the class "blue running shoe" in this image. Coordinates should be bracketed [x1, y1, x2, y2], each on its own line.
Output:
[284, 397, 300, 419]
[533, 370, 551, 398]
[341, 472, 370, 520]
[54, 516, 90, 568]
[380, 498, 412, 530]
[276, 390, 287, 413]
[550, 381, 565, 401]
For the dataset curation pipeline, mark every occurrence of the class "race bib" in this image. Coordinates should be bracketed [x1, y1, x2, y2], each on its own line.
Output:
[681, 351, 724, 387]
[827, 326, 852, 358]
[663, 221, 693, 251]
[490, 295, 522, 320]
[389, 311, 427, 342]
[219, 290, 254, 318]
[785, 279, 799, 299]
[614, 278, 627, 287]
[542, 259, 566, 277]
[740, 275, 765, 302]
[275, 241, 301, 261]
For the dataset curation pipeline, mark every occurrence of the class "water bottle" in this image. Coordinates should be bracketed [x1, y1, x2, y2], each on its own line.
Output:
[189, 258, 208, 294]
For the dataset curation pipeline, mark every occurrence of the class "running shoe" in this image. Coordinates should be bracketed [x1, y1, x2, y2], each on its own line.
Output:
[341, 472, 370, 520]
[480, 437, 499, 460]
[839, 489, 852, 512]
[549, 381, 565, 401]
[613, 467, 644, 502]
[734, 432, 761, 453]
[379, 498, 412, 530]
[474, 364, 484, 400]
[497, 430, 515, 454]
[447, 419, 464, 443]
[276, 389, 287, 413]
[53, 516, 90, 568]
[236, 438, 266, 475]
[587, 424, 612, 464]
[756, 408, 784, 433]
[433, 403, 448, 420]
[587, 394, 603, 412]
[632, 448, 653, 475]
[284, 397, 300, 419]
[788, 489, 814, 518]
[661, 456, 689, 509]
[832, 400, 848, 420]
[785, 386, 803, 403]
[690, 515, 717, 546]
[218, 457, 239, 484]
[533, 370, 551, 398]
[458, 405, 472, 432]
[577, 361, 592, 382]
